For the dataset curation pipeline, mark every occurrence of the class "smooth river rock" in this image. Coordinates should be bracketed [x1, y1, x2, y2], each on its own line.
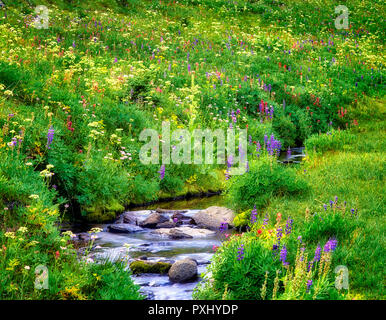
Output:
[168, 258, 198, 283]
[139, 213, 169, 228]
[122, 212, 140, 224]
[107, 224, 144, 233]
[192, 206, 235, 230]
[155, 208, 188, 214]
[152, 226, 216, 239]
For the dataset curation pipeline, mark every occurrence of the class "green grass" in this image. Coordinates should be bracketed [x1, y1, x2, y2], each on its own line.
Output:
[229, 105, 385, 298]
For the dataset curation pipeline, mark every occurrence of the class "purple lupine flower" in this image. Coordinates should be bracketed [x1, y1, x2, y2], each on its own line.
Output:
[158, 164, 165, 180]
[285, 217, 293, 235]
[266, 134, 281, 156]
[225, 155, 233, 180]
[297, 236, 302, 243]
[237, 244, 245, 261]
[276, 227, 283, 244]
[10, 137, 17, 147]
[324, 238, 338, 252]
[250, 206, 257, 224]
[219, 222, 228, 233]
[313, 244, 321, 262]
[245, 160, 249, 173]
[47, 126, 54, 149]
[306, 280, 313, 293]
[323, 204, 327, 211]
[279, 245, 289, 266]
[263, 214, 269, 226]
[238, 144, 245, 163]
[187, 64, 191, 72]
[300, 246, 305, 261]
[256, 141, 261, 157]
[269, 106, 274, 118]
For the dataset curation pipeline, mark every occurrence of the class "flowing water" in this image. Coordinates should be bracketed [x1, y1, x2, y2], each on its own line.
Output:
[278, 147, 306, 164]
[81, 148, 305, 300]
[86, 197, 225, 300]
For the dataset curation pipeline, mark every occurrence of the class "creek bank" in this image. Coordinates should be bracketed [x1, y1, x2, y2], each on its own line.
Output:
[74, 205, 232, 299]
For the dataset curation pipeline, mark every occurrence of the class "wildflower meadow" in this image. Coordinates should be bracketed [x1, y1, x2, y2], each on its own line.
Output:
[0, 0, 384, 303]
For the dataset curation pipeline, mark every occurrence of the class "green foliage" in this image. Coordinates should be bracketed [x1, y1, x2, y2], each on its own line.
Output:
[194, 234, 281, 300]
[75, 154, 130, 211]
[226, 156, 309, 210]
[272, 115, 297, 148]
[86, 261, 143, 300]
[194, 219, 345, 300]
[0, 198, 143, 300]
[305, 130, 357, 155]
[302, 212, 358, 244]
[129, 175, 160, 204]
[233, 210, 251, 228]
[160, 174, 185, 193]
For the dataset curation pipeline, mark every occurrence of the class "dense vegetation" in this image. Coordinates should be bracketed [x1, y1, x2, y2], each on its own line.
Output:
[0, 0, 384, 300]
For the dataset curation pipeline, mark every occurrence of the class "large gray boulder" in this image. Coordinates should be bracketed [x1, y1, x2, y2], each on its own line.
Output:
[139, 213, 169, 228]
[168, 258, 197, 283]
[192, 206, 235, 230]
